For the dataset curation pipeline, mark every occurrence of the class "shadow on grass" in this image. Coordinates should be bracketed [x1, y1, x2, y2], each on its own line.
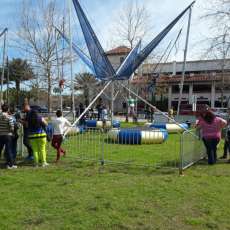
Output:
[0, 157, 35, 168]
[1, 154, 179, 176]
[98, 162, 178, 176]
[195, 158, 229, 166]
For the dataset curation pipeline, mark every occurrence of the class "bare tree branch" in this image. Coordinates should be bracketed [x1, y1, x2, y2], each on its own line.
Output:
[111, 0, 152, 48]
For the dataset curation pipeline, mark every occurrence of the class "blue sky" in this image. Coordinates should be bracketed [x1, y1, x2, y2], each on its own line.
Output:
[0, 0, 212, 94]
[0, 0, 209, 62]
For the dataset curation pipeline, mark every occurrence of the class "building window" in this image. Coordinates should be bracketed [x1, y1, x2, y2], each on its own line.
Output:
[120, 57, 125, 64]
[172, 85, 189, 93]
[193, 85, 211, 93]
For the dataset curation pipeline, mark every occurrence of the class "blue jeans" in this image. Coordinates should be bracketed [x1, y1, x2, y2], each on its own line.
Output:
[203, 139, 219, 164]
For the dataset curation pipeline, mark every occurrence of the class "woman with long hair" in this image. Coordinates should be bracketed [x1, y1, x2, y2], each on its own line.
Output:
[196, 109, 227, 164]
[27, 110, 49, 167]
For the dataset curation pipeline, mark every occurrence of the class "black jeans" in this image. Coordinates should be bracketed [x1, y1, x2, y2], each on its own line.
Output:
[0, 135, 14, 167]
[203, 138, 219, 164]
[12, 136, 18, 161]
[223, 140, 229, 157]
[0, 141, 4, 157]
[97, 109, 102, 121]
[23, 132, 33, 157]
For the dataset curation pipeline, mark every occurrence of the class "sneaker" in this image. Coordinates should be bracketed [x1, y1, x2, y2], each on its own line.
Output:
[6, 165, 17, 169]
[25, 155, 34, 161]
[42, 162, 49, 167]
[220, 155, 227, 159]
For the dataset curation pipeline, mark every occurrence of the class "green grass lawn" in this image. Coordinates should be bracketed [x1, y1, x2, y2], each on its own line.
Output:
[0, 126, 230, 230]
[62, 130, 180, 168]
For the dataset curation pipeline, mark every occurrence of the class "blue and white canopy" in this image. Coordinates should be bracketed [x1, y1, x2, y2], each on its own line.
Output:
[69, 0, 195, 81]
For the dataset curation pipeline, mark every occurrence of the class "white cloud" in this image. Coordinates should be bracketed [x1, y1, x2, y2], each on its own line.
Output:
[74, 0, 211, 60]
[0, 0, 214, 61]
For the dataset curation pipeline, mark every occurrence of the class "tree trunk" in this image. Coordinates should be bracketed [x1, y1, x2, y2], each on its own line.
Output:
[15, 80, 20, 106]
[84, 88, 89, 107]
[47, 67, 51, 114]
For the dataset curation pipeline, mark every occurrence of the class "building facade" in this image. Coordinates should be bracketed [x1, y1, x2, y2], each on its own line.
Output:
[105, 46, 230, 112]
[140, 59, 230, 110]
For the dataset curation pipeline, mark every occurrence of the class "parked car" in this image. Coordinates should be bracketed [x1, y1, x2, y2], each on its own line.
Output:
[179, 104, 209, 115]
[30, 105, 48, 113]
[213, 108, 229, 119]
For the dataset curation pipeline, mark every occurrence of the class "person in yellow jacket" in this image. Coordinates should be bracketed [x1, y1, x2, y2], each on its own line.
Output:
[27, 110, 49, 167]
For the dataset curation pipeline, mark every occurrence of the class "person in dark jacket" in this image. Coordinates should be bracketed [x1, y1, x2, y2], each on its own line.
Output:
[96, 98, 103, 121]
[0, 104, 17, 169]
[21, 104, 33, 160]
[9, 107, 21, 162]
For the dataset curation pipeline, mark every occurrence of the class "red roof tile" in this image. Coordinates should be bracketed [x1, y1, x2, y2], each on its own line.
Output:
[106, 46, 131, 55]
[157, 74, 222, 83]
[131, 73, 225, 84]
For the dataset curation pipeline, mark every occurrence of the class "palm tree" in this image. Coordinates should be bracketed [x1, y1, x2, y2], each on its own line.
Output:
[74, 72, 98, 106]
[8, 58, 34, 105]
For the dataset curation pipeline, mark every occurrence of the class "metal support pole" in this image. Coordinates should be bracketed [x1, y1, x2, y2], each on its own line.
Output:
[6, 56, 9, 104]
[68, 0, 75, 120]
[0, 30, 7, 108]
[55, 29, 63, 111]
[177, 7, 192, 116]
[126, 79, 131, 122]
[179, 133, 184, 175]
[64, 80, 112, 137]
[111, 81, 114, 123]
[61, 17, 65, 110]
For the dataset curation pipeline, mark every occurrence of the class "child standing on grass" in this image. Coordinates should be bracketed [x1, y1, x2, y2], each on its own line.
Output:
[101, 105, 108, 129]
[220, 119, 230, 160]
[27, 110, 49, 167]
[51, 110, 72, 163]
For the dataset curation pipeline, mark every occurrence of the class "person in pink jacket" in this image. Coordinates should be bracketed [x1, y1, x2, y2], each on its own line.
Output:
[196, 109, 227, 164]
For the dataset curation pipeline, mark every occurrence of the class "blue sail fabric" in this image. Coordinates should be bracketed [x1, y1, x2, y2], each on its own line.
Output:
[0, 28, 7, 38]
[116, 41, 141, 80]
[55, 27, 96, 75]
[72, 0, 194, 81]
[72, 0, 115, 80]
[72, 43, 96, 75]
[118, 1, 195, 79]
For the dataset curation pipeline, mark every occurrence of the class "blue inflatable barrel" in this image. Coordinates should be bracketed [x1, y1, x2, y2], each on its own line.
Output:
[118, 129, 142, 144]
[85, 120, 97, 128]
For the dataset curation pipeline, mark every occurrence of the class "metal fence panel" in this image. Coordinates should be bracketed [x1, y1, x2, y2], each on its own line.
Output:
[180, 129, 206, 172]
[16, 125, 206, 173]
[56, 127, 181, 169]
[103, 128, 180, 168]
[17, 126, 25, 157]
